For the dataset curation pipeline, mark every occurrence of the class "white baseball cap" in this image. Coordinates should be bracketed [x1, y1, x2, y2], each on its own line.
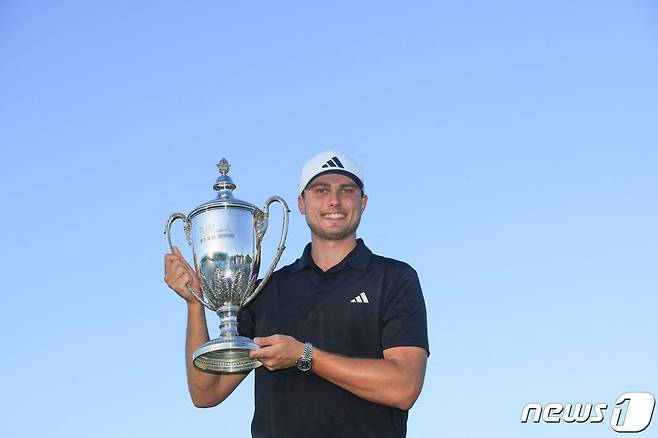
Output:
[299, 150, 364, 194]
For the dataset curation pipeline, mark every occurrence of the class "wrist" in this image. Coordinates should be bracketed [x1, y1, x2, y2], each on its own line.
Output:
[187, 300, 204, 313]
[295, 340, 305, 359]
[296, 341, 313, 372]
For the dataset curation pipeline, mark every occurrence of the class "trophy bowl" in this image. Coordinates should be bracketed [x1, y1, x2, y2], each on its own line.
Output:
[165, 158, 290, 373]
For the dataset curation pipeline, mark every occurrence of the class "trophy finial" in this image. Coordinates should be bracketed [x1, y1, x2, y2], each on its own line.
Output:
[217, 158, 230, 175]
[213, 158, 237, 193]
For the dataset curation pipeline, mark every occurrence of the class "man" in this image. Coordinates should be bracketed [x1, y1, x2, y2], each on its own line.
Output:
[164, 151, 429, 437]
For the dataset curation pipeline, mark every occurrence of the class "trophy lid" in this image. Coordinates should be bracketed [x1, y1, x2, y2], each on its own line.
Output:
[188, 158, 258, 219]
[213, 158, 237, 191]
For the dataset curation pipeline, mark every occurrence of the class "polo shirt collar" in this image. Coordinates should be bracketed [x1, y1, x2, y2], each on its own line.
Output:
[291, 238, 372, 273]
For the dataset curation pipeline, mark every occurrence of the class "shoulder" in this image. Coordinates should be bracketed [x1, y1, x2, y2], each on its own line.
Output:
[366, 252, 422, 302]
[271, 259, 300, 278]
[258, 256, 301, 284]
[247, 260, 296, 310]
[369, 252, 418, 278]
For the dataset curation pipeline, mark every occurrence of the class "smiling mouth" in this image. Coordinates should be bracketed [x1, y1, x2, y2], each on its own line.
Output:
[321, 212, 346, 220]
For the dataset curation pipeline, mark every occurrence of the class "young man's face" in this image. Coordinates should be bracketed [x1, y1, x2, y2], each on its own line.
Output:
[298, 173, 368, 241]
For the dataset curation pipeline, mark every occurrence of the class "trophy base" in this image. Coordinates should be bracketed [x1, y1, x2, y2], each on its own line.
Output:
[192, 336, 262, 374]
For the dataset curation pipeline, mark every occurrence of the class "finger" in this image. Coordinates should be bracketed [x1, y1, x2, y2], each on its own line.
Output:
[165, 258, 187, 280]
[184, 261, 196, 276]
[168, 256, 187, 269]
[173, 246, 185, 259]
[164, 253, 178, 269]
[189, 273, 201, 289]
[170, 246, 195, 271]
[166, 270, 190, 289]
[177, 265, 198, 286]
[253, 335, 281, 347]
[170, 265, 188, 280]
[255, 358, 274, 371]
[168, 266, 190, 284]
[168, 247, 182, 264]
[174, 269, 190, 283]
[249, 347, 269, 359]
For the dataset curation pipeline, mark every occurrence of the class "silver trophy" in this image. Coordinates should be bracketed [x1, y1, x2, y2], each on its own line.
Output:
[165, 158, 290, 373]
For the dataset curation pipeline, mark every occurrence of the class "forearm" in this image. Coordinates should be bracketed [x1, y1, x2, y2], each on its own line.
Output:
[250, 336, 427, 410]
[311, 347, 425, 411]
[184, 302, 215, 399]
[184, 302, 247, 407]
[166, 251, 247, 407]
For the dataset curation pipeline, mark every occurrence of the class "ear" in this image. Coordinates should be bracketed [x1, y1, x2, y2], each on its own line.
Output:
[360, 193, 368, 212]
[298, 194, 306, 215]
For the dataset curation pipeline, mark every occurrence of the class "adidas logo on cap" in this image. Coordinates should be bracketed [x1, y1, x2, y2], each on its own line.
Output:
[299, 150, 364, 194]
[321, 156, 345, 169]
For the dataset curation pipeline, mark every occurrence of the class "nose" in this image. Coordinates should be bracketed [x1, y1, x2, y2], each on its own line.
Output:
[327, 189, 341, 207]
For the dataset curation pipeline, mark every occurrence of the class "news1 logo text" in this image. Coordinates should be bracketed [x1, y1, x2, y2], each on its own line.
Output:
[521, 392, 655, 433]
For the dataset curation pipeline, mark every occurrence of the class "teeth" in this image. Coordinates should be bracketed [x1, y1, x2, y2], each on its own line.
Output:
[323, 213, 345, 219]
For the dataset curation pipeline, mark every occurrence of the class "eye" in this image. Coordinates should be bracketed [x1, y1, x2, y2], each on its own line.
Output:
[315, 188, 328, 194]
[341, 187, 354, 194]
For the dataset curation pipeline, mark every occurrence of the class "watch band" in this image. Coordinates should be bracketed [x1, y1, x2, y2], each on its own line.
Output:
[296, 342, 313, 372]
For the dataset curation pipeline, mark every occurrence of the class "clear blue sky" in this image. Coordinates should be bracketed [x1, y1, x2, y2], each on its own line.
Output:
[1, 1, 656, 437]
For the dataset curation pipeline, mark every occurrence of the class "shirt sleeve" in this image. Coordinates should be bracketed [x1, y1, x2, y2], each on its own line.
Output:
[380, 265, 430, 356]
[237, 302, 256, 339]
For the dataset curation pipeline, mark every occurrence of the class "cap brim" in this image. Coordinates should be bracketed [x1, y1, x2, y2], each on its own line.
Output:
[303, 169, 364, 192]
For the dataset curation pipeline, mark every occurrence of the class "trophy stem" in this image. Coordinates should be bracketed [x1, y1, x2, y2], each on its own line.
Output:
[193, 303, 260, 373]
[217, 304, 240, 337]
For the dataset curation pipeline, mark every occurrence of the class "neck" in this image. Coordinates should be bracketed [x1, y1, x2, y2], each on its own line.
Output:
[310, 234, 358, 272]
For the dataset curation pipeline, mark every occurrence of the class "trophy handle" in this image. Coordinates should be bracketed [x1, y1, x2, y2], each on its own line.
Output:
[241, 196, 290, 306]
[164, 212, 216, 311]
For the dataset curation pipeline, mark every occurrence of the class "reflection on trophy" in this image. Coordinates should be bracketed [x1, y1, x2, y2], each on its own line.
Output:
[165, 158, 290, 373]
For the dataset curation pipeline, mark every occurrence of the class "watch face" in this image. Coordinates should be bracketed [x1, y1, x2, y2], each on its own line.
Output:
[297, 358, 312, 372]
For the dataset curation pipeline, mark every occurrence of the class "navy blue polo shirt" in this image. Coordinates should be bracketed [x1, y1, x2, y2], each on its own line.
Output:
[237, 239, 429, 438]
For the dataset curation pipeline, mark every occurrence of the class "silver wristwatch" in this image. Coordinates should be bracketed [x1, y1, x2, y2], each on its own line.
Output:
[296, 342, 313, 372]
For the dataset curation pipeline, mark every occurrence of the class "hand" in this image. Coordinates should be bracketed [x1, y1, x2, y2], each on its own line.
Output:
[249, 335, 305, 371]
[164, 246, 202, 305]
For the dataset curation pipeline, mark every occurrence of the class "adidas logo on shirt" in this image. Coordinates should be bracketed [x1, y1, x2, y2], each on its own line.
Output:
[350, 292, 369, 304]
[321, 156, 345, 169]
